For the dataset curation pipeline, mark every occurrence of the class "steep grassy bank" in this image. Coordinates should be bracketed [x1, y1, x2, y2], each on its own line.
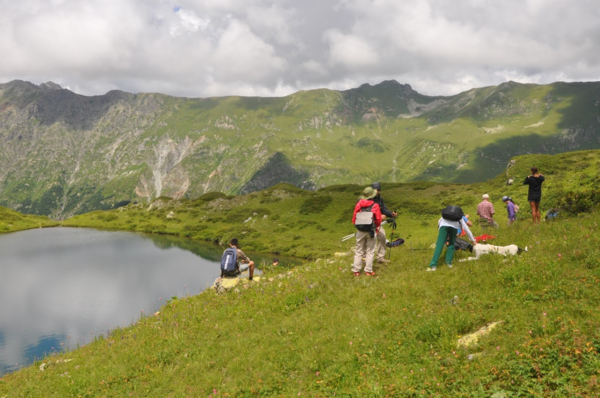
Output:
[0, 206, 58, 233]
[2, 212, 600, 396]
[63, 150, 600, 259]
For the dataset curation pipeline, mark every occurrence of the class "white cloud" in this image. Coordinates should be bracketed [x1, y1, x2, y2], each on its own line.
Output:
[1, 0, 600, 97]
[169, 8, 210, 37]
[324, 30, 380, 70]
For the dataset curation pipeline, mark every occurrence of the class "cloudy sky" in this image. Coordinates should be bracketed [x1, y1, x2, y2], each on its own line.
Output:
[1, 0, 599, 98]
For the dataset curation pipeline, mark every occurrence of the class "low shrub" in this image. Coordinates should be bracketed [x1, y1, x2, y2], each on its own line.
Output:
[299, 195, 333, 215]
[318, 184, 362, 194]
[555, 189, 600, 214]
[194, 192, 228, 203]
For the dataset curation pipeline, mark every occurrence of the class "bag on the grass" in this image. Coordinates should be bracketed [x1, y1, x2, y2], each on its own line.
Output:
[454, 238, 473, 252]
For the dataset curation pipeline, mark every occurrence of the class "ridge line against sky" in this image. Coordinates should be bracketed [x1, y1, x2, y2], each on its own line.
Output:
[1, 0, 599, 98]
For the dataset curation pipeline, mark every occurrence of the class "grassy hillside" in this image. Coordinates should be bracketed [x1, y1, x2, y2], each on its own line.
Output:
[63, 150, 600, 259]
[2, 150, 600, 396]
[2, 199, 600, 396]
[0, 205, 58, 233]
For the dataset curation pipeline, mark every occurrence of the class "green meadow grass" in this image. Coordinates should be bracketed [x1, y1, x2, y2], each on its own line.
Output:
[1, 150, 600, 396]
[0, 206, 57, 233]
[2, 214, 600, 397]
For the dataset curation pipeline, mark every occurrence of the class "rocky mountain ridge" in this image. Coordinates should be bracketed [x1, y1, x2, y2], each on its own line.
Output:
[1, 79, 599, 218]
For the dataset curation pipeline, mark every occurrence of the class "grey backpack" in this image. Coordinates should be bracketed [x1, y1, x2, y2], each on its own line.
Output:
[354, 205, 375, 232]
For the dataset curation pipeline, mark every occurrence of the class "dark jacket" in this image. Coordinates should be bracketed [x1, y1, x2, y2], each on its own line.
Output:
[524, 175, 545, 201]
[523, 175, 545, 193]
[372, 194, 393, 218]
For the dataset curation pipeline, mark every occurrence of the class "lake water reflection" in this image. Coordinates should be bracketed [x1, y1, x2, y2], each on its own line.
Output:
[0, 227, 261, 375]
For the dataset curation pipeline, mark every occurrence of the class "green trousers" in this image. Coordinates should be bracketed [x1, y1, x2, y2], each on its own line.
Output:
[428, 226, 457, 268]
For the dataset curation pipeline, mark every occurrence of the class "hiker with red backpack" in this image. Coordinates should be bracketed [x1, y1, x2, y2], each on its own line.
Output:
[351, 187, 382, 276]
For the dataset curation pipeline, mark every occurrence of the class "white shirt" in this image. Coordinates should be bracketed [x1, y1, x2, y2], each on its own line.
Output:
[437, 218, 476, 243]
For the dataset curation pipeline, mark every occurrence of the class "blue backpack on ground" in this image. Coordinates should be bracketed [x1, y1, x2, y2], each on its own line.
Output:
[221, 247, 238, 274]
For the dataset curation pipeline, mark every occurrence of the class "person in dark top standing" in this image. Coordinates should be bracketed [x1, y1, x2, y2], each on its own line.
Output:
[523, 166, 545, 223]
[371, 182, 397, 264]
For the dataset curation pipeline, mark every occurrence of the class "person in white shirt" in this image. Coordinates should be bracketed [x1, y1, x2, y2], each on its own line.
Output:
[427, 214, 477, 271]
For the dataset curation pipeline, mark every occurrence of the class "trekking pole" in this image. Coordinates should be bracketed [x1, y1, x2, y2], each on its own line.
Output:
[341, 233, 356, 242]
[341, 220, 388, 242]
[386, 214, 397, 260]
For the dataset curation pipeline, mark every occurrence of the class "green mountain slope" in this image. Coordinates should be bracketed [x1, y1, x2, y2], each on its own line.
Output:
[1, 79, 600, 218]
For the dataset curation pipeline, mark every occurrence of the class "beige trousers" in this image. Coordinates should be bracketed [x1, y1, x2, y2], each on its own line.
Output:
[376, 226, 387, 260]
[353, 230, 376, 273]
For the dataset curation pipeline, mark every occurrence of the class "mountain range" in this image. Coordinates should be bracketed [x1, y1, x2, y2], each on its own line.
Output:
[1, 79, 599, 218]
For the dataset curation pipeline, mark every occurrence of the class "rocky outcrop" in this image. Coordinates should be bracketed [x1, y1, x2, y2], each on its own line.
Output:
[457, 321, 503, 348]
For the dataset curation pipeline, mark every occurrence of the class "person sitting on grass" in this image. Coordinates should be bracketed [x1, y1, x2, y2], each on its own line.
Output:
[272, 258, 279, 267]
[221, 238, 255, 280]
[428, 207, 477, 272]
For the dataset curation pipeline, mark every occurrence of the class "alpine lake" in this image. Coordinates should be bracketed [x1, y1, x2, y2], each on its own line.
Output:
[0, 227, 290, 375]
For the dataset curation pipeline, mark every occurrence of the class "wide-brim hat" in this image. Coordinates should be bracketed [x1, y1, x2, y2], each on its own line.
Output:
[502, 196, 509, 201]
[361, 186, 377, 200]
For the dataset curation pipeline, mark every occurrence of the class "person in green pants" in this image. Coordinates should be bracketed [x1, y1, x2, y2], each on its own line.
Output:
[428, 214, 477, 271]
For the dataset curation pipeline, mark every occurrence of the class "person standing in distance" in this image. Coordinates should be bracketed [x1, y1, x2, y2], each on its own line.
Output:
[502, 196, 517, 225]
[371, 182, 397, 264]
[523, 167, 545, 223]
